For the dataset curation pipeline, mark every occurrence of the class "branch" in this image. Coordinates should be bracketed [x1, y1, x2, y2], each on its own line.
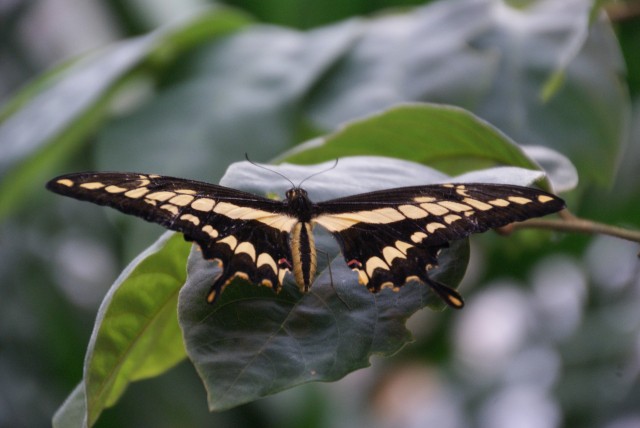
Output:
[606, 2, 640, 23]
[504, 209, 640, 252]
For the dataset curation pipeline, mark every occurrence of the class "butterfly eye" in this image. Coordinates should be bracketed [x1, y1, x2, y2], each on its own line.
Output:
[286, 188, 307, 201]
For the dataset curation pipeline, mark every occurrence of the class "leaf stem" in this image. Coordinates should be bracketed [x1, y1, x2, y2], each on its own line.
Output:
[510, 209, 640, 245]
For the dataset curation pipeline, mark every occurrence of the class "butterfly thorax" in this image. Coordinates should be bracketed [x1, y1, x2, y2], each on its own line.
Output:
[285, 187, 317, 292]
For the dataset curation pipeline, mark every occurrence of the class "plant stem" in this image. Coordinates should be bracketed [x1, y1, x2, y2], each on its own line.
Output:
[511, 209, 640, 245]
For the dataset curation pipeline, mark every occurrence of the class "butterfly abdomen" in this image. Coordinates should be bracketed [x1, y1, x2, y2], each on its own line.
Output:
[291, 222, 317, 292]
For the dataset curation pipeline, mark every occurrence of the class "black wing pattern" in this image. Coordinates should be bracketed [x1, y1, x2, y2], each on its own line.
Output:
[313, 183, 565, 307]
[46, 172, 296, 302]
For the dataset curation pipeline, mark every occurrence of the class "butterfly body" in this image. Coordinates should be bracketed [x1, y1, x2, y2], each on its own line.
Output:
[47, 170, 565, 309]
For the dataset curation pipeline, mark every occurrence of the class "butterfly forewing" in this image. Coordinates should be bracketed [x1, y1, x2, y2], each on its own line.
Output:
[47, 172, 296, 300]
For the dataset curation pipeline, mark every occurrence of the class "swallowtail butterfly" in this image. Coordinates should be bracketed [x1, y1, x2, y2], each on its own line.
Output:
[47, 168, 564, 309]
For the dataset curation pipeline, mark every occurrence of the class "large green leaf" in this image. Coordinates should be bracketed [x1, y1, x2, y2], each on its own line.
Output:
[0, 6, 251, 220]
[53, 232, 190, 427]
[178, 156, 551, 411]
[278, 103, 576, 191]
[280, 103, 539, 170]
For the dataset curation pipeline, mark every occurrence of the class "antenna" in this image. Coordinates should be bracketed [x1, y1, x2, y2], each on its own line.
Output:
[245, 153, 296, 189]
[297, 158, 339, 188]
[245, 154, 339, 189]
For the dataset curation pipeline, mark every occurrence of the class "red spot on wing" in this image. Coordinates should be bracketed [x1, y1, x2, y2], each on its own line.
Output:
[278, 258, 292, 269]
[347, 259, 362, 269]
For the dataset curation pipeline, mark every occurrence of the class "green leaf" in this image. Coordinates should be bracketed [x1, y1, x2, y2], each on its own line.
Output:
[178, 156, 551, 411]
[0, 6, 251, 221]
[64, 232, 190, 427]
[278, 103, 561, 188]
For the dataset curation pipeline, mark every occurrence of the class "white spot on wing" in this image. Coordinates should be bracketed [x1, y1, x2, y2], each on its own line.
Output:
[124, 187, 149, 198]
[444, 214, 462, 224]
[235, 242, 257, 261]
[508, 196, 532, 205]
[180, 214, 200, 225]
[169, 194, 195, 206]
[427, 222, 446, 233]
[256, 214, 297, 232]
[489, 198, 510, 207]
[398, 205, 429, 219]
[105, 185, 127, 193]
[313, 216, 356, 232]
[80, 182, 104, 190]
[213, 202, 296, 232]
[438, 201, 472, 212]
[463, 198, 493, 211]
[411, 232, 428, 243]
[202, 225, 218, 238]
[420, 203, 449, 216]
[356, 269, 369, 285]
[191, 198, 215, 211]
[395, 241, 413, 255]
[366, 256, 389, 277]
[370, 207, 406, 222]
[257, 253, 277, 273]
[314, 207, 405, 232]
[456, 185, 470, 197]
[147, 191, 176, 201]
[218, 235, 238, 251]
[160, 204, 179, 215]
[382, 246, 406, 265]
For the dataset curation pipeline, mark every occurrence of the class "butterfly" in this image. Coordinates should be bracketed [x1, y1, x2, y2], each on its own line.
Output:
[46, 168, 565, 309]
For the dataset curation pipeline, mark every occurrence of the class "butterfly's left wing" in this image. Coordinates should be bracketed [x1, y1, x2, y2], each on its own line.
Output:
[47, 172, 297, 302]
[312, 183, 565, 308]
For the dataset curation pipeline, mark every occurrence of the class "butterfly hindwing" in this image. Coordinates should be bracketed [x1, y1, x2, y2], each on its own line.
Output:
[312, 183, 565, 306]
[46, 172, 296, 300]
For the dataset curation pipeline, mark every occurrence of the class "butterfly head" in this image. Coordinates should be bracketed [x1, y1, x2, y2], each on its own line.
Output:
[286, 187, 313, 219]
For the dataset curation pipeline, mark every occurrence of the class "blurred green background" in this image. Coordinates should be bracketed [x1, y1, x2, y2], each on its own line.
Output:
[1, 0, 640, 427]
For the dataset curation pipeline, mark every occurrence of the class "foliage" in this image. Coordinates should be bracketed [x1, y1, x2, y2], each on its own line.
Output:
[1, 0, 638, 427]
